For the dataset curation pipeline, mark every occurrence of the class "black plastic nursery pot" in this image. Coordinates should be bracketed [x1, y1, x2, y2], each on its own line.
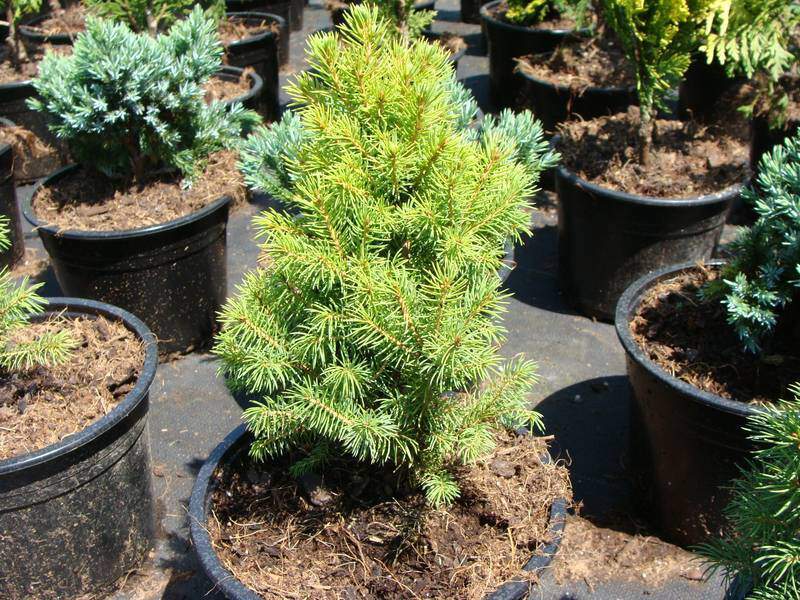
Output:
[677, 55, 740, 121]
[190, 424, 568, 600]
[0, 130, 24, 269]
[20, 12, 81, 46]
[515, 61, 636, 132]
[224, 12, 285, 122]
[227, 0, 304, 31]
[216, 65, 265, 119]
[0, 80, 68, 183]
[0, 297, 158, 599]
[555, 164, 739, 321]
[23, 166, 232, 355]
[615, 262, 760, 547]
[481, 0, 582, 109]
[461, 0, 489, 23]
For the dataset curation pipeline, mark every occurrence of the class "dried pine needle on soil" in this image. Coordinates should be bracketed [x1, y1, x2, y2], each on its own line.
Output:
[208, 431, 572, 599]
[0, 315, 145, 460]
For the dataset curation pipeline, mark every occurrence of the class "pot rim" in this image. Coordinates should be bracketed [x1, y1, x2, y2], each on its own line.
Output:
[225, 11, 286, 48]
[480, 0, 585, 36]
[20, 12, 80, 45]
[553, 139, 745, 207]
[189, 424, 568, 600]
[614, 259, 760, 418]
[0, 297, 158, 475]
[215, 64, 264, 107]
[513, 55, 636, 96]
[22, 164, 233, 241]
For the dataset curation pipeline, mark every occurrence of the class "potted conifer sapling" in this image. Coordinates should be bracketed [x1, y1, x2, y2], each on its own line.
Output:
[480, 0, 591, 107]
[0, 218, 159, 599]
[225, 0, 304, 31]
[615, 132, 800, 546]
[698, 385, 800, 598]
[190, 8, 570, 599]
[23, 8, 259, 355]
[556, 0, 749, 320]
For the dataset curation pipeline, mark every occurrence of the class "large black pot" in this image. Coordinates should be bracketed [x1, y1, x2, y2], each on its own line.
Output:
[190, 424, 568, 600]
[20, 12, 81, 46]
[0, 81, 68, 183]
[481, 0, 581, 109]
[461, 0, 489, 23]
[515, 58, 636, 132]
[615, 261, 759, 547]
[0, 297, 158, 599]
[678, 54, 741, 121]
[23, 166, 232, 355]
[0, 129, 23, 268]
[224, 12, 284, 123]
[215, 65, 264, 123]
[556, 163, 739, 321]
[226, 0, 303, 31]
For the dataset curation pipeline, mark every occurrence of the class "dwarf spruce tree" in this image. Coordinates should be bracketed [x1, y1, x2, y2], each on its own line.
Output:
[600, 0, 712, 164]
[0, 220, 75, 370]
[698, 384, 800, 599]
[29, 7, 258, 183]
[216, 6, 558, 506]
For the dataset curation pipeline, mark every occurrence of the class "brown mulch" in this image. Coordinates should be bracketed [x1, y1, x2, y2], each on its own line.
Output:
[31, 150, 247, 232]
[630, 265, 799, 404]
[0, 43, 72, 84]
[516, 34, 634, 90]
[204, 69, 252, 103]
[218, 17, 279, 45]
[24, 4, 86, 36]
[0, 123, 64, 182]
[0, 315, 145, 460]
[551, 515, 707, 590]
[557, 106, 749, 198]
[207, 431, 572, 599]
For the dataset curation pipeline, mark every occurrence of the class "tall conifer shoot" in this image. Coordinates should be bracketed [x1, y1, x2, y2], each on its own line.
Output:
[600, 0, 711, 165]
[216, 6, 558, 506]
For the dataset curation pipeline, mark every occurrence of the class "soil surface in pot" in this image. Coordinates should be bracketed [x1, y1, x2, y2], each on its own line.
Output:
[0, 123, 64, 179]
[0, 43, 71, 83]
[208, 431, 571, 599]
[433, 32, 467, 57]
[557, 106, 749, 198]
[551, 515, 707, 588]
[630, 266, 799, 404]
[32, 150, 247, 231]
[516, 34, 633, 90]
[25, 4, 86, 36]
[218, 16, 280, 46]
[204, 70, 252, 103]
[0, 314, 144, 460]
[487, 1, 575, 29]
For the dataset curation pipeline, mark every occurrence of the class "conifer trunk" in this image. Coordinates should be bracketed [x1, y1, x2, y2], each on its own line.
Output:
[5, 5, 27, 71]
[638, 107, 652, 167]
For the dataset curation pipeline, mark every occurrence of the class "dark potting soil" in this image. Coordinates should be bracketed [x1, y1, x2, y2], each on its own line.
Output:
[208, 432, 571, 599]
[218, 17, 280, 46]
[0, 315, 144, 460]
[25, 4, 86, 36]
[204, 69, 253, 103]
[630, 266, 799, 404]
[0, 43, 71, 84]
[488, 1, 576, 30]
[551, 515, 706, 588]
[516, 34, 634, 90]
[0, 123, 64, 181]
[434, 32, 467, 57]
[752, 71, 800, 125]
[557, 106, 749, 198]
[32, 150, 247, 232]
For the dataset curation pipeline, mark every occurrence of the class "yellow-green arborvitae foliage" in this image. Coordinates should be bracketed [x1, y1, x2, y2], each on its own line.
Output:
[215, 6, 558, 506]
